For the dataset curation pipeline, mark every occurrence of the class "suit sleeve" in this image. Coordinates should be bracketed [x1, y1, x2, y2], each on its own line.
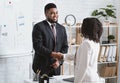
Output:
[74, 42, 91, 83]
[32, 24, 52, 56]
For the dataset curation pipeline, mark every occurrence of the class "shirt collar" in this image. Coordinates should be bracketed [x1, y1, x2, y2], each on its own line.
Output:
[46, 20, 56, 27]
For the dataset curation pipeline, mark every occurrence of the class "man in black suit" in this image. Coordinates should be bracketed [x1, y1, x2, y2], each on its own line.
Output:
[32, 3, 68, 77]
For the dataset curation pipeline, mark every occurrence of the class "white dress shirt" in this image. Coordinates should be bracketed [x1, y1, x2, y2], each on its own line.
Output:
[47, 21, 56, 38]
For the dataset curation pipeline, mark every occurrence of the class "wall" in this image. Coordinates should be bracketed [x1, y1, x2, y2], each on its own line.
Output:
[0, 0, 33, 56]
[0, 0, 33, 83]
[33, 0, 118, 24]
[0, 55, 32, 83]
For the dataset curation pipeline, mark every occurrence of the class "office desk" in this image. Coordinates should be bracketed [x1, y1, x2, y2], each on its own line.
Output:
[24, 75, 73, 83]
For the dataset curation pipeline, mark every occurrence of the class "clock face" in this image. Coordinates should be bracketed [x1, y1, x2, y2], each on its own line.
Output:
[65, 14, 76, 26]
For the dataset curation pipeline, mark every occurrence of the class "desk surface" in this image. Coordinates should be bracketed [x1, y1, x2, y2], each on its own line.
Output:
[24, 75, 74, 83]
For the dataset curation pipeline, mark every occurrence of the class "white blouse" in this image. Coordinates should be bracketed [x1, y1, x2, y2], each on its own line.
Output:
[64, 38, 105, 83]
[65, 38, 105, 83]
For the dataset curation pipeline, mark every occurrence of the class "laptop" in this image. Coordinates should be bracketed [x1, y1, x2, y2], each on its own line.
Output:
[63, 77, 74, 82]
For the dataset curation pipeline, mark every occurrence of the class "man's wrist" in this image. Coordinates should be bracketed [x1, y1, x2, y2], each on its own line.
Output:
[50, 52, 55, 57]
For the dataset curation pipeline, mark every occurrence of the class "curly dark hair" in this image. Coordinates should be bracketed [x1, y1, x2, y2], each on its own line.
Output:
[81, 18, 103, 43]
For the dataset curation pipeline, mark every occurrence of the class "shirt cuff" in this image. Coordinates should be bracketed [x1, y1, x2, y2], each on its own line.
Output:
[63, 54, 67, 60]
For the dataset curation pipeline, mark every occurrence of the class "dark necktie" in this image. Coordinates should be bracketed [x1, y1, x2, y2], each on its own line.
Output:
[51, 24, 56, 51]
[51, 24, 56, 41]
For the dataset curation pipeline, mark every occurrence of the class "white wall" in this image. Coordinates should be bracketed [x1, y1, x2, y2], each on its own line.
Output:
[0, 0, 33, 56]
[33, 0, 118, 24]
[0, 55, 32, 83]
[0, 0, 33, 83]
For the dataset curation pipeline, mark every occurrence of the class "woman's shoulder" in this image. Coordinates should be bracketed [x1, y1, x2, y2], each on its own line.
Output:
[80, 39, 91, 49]
[82, 38, 99, 48]
[82, 38, 91, 45]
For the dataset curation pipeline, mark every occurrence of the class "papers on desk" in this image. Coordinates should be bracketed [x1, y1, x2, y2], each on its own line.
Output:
[50, 75, 74, 80]
[49, 75, 74, 83]
[24, 75, 74, 83]
[63, 77, 74, 82]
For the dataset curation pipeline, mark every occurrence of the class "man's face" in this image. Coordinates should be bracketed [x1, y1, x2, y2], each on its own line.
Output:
[45, 8, 58, 23]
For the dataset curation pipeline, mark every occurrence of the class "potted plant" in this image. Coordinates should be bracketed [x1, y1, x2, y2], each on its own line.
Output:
[91, 5, 116, 21]
[107, 35, 115, 43]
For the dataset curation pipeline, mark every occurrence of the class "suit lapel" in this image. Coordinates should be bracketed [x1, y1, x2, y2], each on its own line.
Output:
[56, 24, 60, 45]
[44, 21, 54, 40]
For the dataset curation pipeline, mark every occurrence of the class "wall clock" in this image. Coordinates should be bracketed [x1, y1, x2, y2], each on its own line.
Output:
[65, 14, 76, 26]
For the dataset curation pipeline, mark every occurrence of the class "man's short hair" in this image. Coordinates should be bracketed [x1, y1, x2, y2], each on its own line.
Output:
[44, 3, 57, 13]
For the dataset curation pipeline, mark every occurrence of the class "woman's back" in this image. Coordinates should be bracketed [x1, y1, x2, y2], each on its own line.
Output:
[74, 38, 104, 83]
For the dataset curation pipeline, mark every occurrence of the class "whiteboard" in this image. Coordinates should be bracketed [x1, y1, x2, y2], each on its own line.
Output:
[0, 0, 33, 56]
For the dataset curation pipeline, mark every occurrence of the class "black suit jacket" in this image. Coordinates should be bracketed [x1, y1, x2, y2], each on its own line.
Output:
[32, 20, 68, 76]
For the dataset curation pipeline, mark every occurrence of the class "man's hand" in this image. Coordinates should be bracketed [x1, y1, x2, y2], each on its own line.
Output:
[50, 59, 60, 69]
[51, 52, 63, 60]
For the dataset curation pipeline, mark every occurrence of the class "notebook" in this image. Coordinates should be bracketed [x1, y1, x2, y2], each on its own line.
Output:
[63, 77, 74, 82]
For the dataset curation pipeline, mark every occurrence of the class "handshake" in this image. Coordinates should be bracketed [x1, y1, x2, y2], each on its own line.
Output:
[50, 52, 74, 69]
[51, 52, 64, 60]
[50, 52, 64, 69]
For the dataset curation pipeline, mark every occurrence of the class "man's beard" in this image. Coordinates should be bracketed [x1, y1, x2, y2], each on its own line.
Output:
[47, 18, 58, 23]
